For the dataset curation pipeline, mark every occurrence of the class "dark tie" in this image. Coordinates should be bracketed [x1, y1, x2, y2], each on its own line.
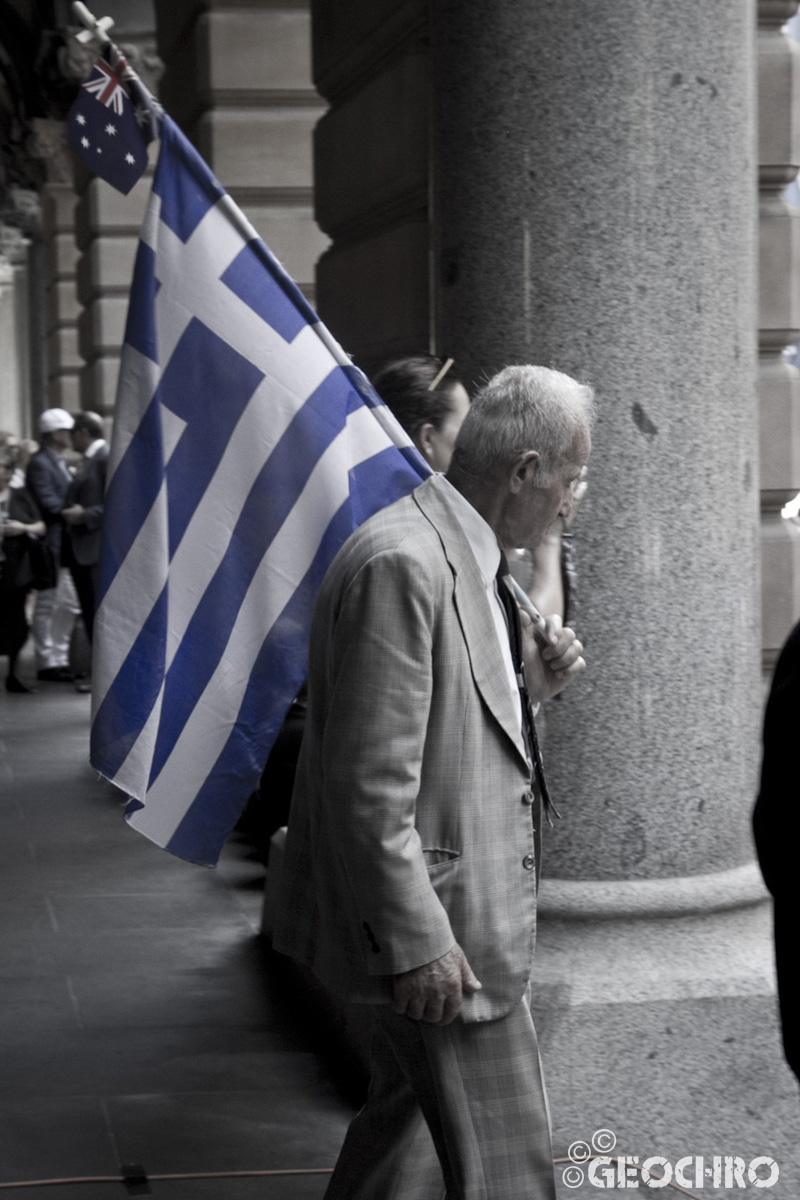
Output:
[495, 553, 560, 827]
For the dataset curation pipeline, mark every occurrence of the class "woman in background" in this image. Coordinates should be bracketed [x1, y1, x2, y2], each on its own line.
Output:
[372, 354, 470, 473]
[0, 447, 47, 693]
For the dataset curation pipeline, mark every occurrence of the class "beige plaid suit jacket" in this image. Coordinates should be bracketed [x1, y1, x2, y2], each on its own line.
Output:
[273, 473, 539, 1023]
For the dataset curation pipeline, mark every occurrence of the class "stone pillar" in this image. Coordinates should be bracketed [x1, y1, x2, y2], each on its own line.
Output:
[31, 119, 82, 417]
[758, 2, 800, 669]
[0, 194, 38, 436]
[154, 0, 327, 305]
[0, 252, 25, 435]
[310, 0, 430, 374]
[432, 0, 798, 1182]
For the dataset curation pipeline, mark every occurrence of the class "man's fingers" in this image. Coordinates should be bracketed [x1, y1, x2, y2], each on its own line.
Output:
[543, 614, 563, 645]
[406, 995, 427, 1021]
[460, 960, 482, 994]
[438, 992, 463, 1025]
[422, 993, 449, 1024]
[392, 944, 480, 1023]
[544, 640, 584, 672]
[557, 655, 586, 679]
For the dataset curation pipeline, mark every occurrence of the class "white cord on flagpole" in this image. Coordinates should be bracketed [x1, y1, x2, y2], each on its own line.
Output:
[71, 2, 115, 46]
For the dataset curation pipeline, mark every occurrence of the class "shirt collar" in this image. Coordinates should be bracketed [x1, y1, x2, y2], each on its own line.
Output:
[438, 476, 502, 586]
[85, 439, 106, 459]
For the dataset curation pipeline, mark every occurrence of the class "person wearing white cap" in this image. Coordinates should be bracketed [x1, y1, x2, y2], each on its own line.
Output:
[25, 409, 82, 682]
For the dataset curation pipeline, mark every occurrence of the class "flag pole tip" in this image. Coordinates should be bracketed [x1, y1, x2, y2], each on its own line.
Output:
[72, 2, 115, 44]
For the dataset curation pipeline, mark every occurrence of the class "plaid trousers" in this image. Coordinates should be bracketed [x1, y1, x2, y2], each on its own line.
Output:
[325, 986, 556, 1200]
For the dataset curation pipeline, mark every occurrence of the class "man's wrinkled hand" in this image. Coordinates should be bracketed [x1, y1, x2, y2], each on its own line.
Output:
[392, 943, 482, 1025]
[522, 612, 585, 703]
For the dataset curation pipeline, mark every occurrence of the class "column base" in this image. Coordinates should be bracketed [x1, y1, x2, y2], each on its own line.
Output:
[532, 867, 799, 1195]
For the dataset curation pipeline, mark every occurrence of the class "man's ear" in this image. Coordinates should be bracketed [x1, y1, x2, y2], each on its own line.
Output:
[509, 450, 539, 492]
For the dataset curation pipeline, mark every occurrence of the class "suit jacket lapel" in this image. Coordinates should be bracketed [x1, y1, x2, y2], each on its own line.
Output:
[414, 476, 528, 769]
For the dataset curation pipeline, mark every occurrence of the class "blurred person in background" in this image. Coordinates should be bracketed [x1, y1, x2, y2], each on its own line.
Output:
[61, 411, 108, 645]
[25, 409, 81, 682]
[11, 439, 40, 488]
[0, 448, 47, 693]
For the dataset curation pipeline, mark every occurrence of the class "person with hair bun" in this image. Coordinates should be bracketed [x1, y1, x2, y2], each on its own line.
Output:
[372, 354, 471, 474]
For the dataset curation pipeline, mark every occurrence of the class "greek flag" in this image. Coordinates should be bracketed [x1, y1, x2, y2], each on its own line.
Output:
[90, 114, 428, 866]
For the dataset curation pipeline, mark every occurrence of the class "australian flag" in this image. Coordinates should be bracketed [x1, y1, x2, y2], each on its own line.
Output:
[67, 44, 162, 194]
[84, 45, 429, 866]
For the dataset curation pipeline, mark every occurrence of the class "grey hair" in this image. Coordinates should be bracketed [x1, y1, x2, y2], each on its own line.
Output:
[448, 365, 595, 486]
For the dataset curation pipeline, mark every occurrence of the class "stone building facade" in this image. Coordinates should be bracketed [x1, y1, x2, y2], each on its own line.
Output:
[1, 0, 799, 1185]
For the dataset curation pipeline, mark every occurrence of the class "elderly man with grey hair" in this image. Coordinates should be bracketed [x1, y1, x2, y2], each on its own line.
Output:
[274, 364, 594, 1200]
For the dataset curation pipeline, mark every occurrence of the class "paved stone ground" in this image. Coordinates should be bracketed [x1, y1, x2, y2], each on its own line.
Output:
[0, 651, 358, 1199]
[4, 650, 795, 1200]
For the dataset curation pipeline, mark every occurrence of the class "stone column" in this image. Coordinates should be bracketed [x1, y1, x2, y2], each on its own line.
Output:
[758, 2, 800, 668]
[433, 0, 797, 1181]
[30, 119, 83, 417]
[154, 0, 327, 305]
[0, 252, 25, 435]
[0, 194, 39, 436]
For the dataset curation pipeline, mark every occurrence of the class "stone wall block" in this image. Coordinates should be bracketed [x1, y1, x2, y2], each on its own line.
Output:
[77, 238, 139, 307]
[200, 9, 314, 93]
[241, 204, 328, 289]
[46, 280, 82, 333]
[47, 326, 81, 375]
[758, 27, 800, 177]
[316, 220, 428, 374]
[312, 0, 425, 99]
[758, 196, 800, 330]
[77, 298, 129, 361]
[44, 234, 80, 286]
[195, 109, 316, 190]
[314, 52, 428, 237]
[47, 375, 81, 412]
[42, 187, 78, 234]
[80, 356, 122, 416]
[75, 173, 154, 251]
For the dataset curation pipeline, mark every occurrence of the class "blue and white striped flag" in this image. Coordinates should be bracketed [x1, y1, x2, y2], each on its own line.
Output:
[91, 114, 429, 866]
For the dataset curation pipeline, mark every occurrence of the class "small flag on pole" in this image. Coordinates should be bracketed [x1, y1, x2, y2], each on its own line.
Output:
[85, 50, 429, 866]
[67, 42, 161, 194]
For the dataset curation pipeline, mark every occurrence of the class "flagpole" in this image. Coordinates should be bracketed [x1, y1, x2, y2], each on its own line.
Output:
[71, 2, 115, 47]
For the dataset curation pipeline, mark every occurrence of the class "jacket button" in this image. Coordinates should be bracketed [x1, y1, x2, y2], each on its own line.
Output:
[522, 853, 535, 871]
[521, 789, 534, 806]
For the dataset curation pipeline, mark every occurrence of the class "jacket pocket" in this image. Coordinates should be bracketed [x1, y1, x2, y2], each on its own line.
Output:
[422, 847, 461, 872]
